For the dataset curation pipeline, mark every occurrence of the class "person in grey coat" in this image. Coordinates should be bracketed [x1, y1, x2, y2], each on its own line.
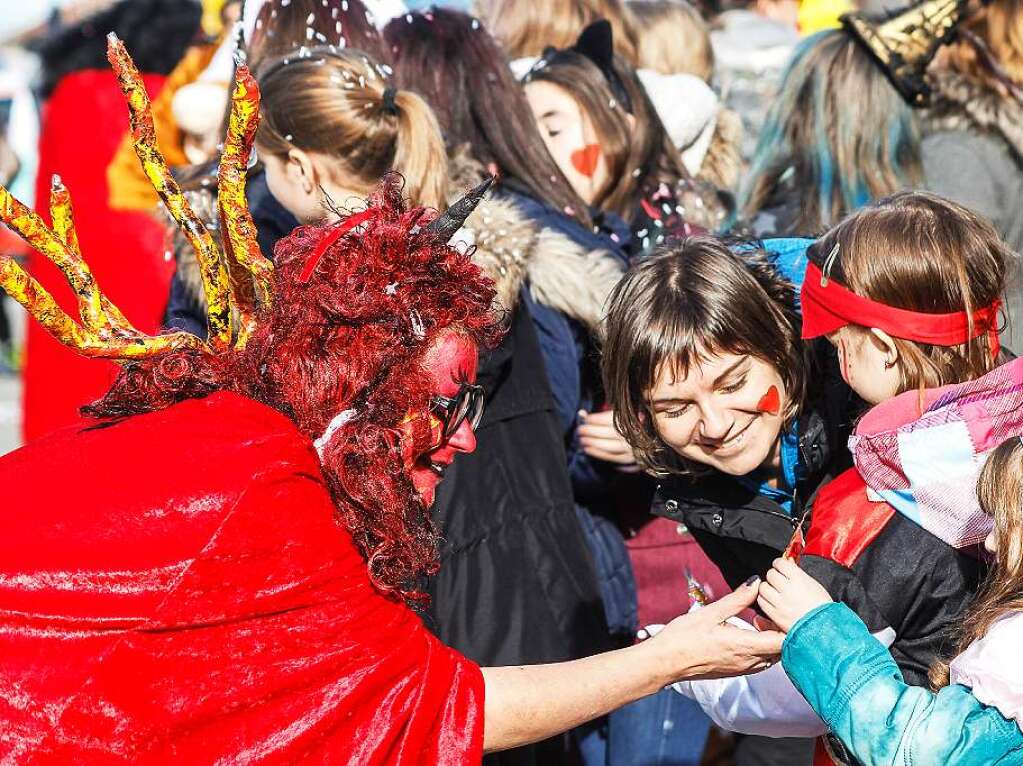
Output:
[921, 0, 1023, 349]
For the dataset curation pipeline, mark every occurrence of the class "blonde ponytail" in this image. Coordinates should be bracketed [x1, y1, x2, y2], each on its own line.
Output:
[256, 47, 448, 209]
[390, 89, 449, 210]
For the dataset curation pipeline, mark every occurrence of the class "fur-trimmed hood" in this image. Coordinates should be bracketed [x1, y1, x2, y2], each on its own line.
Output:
[173, 158, 623, 336]
[450, 154, 624, 333]
[925, 69, 1023, 165]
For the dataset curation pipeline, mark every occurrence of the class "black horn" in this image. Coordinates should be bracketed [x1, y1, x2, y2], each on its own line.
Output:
[424, 176, 495, 243]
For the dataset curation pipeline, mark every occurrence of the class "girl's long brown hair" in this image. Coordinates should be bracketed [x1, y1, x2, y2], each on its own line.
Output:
[255, 48, 448, 210]
[930, 436, 1023, 687]
[383, 8, 592, 228]
[525, 49, 693, 223]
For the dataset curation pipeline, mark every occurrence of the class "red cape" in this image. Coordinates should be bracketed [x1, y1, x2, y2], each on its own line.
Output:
[22, 70, 175, 442]
[0, 391, 484, 763]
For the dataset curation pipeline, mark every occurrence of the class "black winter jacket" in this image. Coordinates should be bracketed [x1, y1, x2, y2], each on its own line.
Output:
[426, 291, 611, 664]
[653, 355, 855, 591]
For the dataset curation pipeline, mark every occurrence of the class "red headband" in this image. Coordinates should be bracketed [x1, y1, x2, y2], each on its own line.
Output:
[801, 262, 1001, 357]
[299, 209, 374, 283]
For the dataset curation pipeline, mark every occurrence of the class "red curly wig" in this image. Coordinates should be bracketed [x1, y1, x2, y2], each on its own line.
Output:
[86, 176, 503, 604]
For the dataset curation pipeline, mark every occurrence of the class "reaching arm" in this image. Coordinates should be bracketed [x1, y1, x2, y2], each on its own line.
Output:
[481, 578, 783, 752]
[782, 602, 1023, 766]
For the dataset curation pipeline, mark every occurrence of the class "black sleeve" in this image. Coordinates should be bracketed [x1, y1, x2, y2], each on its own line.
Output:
[800, 554, 893, 636]
[804, 517, 985, 687]
[162, 268, 208, 340]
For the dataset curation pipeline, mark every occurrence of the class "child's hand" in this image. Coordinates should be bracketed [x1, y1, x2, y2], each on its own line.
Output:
[756, 558, 833, 632]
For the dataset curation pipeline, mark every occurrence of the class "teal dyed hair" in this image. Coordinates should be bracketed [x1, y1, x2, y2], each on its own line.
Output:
[738, 31, 923, 235]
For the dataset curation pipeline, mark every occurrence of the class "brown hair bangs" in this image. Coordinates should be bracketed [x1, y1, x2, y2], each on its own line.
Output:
[602, 236, 807, 475]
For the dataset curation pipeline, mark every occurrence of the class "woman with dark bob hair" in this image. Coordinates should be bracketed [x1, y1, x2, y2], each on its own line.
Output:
[602, 235, 855, 764]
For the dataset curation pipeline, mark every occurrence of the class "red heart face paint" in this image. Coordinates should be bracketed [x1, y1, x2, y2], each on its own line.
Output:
[570, 144, 601, 178]
[756, 385, 781, 416]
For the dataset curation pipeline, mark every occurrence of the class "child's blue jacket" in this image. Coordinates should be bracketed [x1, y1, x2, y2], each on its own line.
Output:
[783, 602, 1023, 765]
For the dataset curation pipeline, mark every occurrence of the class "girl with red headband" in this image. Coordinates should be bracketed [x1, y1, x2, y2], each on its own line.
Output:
[604, 191, 1023, 764]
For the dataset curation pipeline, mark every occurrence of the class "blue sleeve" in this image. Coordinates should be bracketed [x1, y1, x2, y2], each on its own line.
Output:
[782, 602, 1023, 766]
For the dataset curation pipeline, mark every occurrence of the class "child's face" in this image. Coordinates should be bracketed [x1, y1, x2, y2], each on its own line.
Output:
[524, 79, 609, 206]
[646, 350, 787, 478]
[828, 326, 902, 406]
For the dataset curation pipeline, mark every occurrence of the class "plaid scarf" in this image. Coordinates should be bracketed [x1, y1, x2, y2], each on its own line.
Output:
[850, 358, 1023, 549]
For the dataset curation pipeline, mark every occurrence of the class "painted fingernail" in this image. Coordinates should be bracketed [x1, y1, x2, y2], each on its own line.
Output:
[744, 575, 761, 587]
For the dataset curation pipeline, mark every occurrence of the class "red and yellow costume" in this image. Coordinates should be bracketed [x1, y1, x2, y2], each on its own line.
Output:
[0, 391, 483, 763]
[0, 35, 501, 763]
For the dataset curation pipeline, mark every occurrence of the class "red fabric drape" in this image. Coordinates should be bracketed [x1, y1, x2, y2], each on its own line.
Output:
[22, 69, 175, 442]
[0, 392, 484, 763]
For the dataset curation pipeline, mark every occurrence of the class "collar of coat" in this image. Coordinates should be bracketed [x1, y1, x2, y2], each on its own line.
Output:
[925, 69, 1023, 164]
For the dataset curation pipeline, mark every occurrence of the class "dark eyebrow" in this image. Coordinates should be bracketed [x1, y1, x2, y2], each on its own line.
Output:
[713, 357, 749, 387]
[539, 110, 560, 120]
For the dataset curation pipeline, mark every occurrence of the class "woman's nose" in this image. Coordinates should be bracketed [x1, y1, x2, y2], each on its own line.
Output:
[447, 419, 478, 454]
[697, 403, 732, 441]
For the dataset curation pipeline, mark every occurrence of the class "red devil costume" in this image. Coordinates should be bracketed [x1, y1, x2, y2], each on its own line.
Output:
[1, 392, 483, 763]
[0, 35, 502, 763]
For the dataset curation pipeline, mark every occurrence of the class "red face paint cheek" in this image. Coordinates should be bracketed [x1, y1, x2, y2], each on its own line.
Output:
[397, 411, 443, 464]
[570, 144, 601, 178]
[756, 385, 781, 416]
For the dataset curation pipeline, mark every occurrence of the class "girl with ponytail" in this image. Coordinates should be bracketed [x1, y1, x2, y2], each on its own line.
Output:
[255, 47, 449, 217]
[164, 45, 449, 338]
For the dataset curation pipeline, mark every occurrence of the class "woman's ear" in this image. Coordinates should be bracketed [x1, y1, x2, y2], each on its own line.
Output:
[869, 328, 899, 368]
[287, 148, 318, 196]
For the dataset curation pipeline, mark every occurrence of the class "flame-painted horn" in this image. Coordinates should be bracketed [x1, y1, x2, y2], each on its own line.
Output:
[424, 176, 495, 243]
[841, 0, 986, 107]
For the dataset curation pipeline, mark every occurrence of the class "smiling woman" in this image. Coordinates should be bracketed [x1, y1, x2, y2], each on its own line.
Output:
[600, 235, 855, 762]
[604, 236, 809, 482]
[602, 235, 855, 587]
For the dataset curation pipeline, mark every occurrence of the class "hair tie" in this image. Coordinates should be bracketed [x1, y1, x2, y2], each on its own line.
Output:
[381, 87, 399, 116]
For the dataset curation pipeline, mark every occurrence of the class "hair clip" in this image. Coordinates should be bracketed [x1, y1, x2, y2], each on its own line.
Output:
[409, 309, 426, 339]
[821, 242, 841, 287]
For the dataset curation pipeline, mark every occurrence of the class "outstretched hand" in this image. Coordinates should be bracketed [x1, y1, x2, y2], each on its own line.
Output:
[757, 558, 833, 632]
[647, 577, 784, 682]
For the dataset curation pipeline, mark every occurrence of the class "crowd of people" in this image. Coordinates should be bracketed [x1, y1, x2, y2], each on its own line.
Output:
[0, 0, 1022, 764]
